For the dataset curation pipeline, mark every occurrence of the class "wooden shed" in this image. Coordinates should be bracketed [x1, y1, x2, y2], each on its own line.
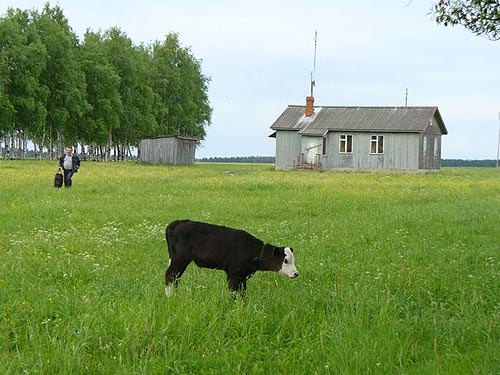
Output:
[269, 98, 448, 171]
[139, 135, 199, 165]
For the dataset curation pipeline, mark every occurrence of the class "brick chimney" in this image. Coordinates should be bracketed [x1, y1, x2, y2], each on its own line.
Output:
[305, 96, 315, 116]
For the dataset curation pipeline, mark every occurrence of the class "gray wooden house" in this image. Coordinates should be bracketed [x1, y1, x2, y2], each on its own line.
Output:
[269, 98, 447, 171]
[139, 135, 199, 165]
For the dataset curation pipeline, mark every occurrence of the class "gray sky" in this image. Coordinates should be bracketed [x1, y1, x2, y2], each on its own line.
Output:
[5, 0, 500, 159]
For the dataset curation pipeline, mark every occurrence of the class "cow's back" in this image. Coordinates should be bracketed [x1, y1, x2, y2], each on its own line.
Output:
[166, 220, 262, 269]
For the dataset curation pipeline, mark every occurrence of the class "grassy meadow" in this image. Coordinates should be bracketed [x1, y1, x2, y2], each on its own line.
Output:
[0, 160, 499, 374]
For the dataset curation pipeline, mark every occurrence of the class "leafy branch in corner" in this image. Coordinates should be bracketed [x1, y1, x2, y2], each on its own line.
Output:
[432, 0, 500, 40]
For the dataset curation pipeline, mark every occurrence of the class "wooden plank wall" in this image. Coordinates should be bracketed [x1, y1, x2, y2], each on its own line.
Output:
[139, 137, 196, 165]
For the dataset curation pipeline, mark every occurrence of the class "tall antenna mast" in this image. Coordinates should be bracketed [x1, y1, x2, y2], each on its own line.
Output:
[310, 31, 317, 97]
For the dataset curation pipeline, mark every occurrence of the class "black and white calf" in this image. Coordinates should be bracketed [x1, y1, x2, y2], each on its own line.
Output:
[164, 220, 298, 295]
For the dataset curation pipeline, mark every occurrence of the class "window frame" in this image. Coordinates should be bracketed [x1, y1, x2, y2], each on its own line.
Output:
[370, 135, 384, 154]
[339, 134, 353, 154]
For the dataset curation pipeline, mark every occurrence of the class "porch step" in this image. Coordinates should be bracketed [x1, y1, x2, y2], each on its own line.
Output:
[294, 163, 321, 171]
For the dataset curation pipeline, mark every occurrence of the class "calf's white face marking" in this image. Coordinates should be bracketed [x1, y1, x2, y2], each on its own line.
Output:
[277, 247, 299, 278]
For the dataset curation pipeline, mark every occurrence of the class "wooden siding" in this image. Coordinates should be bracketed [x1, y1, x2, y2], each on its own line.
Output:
[419, 134, 441, 170]
[175, 138, 197, 165]
[275, 130, 301, 170]
[418, 114, 442, 169]
[274, 130, 443, 170]
[140, 136, 197, 165]
[324, 132, 421, 170]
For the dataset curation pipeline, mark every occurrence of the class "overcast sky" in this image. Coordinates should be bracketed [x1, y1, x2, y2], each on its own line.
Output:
[4, 0, 500, 159]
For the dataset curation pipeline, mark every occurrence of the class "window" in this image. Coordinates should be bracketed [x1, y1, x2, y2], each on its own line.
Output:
[339, 134, 353, 153]
[370, 135, 383, 154]
[423, 136, 428, 156]
[434, 137, 439, 157]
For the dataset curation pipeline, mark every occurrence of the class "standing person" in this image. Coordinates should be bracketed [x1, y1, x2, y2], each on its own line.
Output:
[58, 146, 81, 188]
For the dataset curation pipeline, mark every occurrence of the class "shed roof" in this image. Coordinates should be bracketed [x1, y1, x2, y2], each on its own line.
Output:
[140, 135, 200, 142]
[270, 106, 447, 135]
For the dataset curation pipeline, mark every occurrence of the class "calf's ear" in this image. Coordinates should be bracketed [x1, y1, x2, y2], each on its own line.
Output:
[273, 247, 285, 257]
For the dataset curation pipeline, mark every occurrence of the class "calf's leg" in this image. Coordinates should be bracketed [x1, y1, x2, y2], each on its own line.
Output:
[227, 274, 247, 293]
[165, 258, 190, 296]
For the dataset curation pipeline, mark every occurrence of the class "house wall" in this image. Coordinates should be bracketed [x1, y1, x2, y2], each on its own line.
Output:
[275, 127, 443, 171]
[419, 114, 442, 170]
[275, 130, 302, 170]
[140, 137, 196, 165]
[325, 132, 421, 170]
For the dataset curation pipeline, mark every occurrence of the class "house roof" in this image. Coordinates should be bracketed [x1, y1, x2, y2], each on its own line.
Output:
[270, 106, 448, 136]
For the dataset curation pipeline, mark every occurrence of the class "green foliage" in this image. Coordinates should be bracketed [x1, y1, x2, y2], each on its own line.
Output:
[78, 30, 122, 146]
[0, 4, 211, 155]
[0, 8, 48, 140]
[0, 161, 498, 374]
[36, 4, 88, 146]
[432, 0, 500, 40]
[150, 33, 211, 139]
[100, 27, 157, 147]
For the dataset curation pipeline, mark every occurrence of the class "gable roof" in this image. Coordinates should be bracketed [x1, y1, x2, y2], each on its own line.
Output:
[270, 106, 448, 136]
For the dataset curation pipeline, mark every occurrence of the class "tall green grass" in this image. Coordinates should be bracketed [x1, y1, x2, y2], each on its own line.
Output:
[1, 160, 498, 374]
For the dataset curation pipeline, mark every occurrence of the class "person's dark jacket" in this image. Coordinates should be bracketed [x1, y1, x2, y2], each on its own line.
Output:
[59, 154, 81, 173]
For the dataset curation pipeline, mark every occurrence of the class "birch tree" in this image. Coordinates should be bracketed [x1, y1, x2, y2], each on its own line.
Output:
[0, 8, 47, 159]
[36, 4, 88, 157]
[79, 30, 122, 160]
[150, 33, 211, 139]
[433, 0, 500, 40]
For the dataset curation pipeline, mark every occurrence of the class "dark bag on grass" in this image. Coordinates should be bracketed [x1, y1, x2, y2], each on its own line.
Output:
[54, 168, 63, 188]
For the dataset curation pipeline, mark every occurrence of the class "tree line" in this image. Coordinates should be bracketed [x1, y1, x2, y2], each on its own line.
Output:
[197, 156, 276, 164]
[440, 159, 497, 167]
[0, 4, 211, 161]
